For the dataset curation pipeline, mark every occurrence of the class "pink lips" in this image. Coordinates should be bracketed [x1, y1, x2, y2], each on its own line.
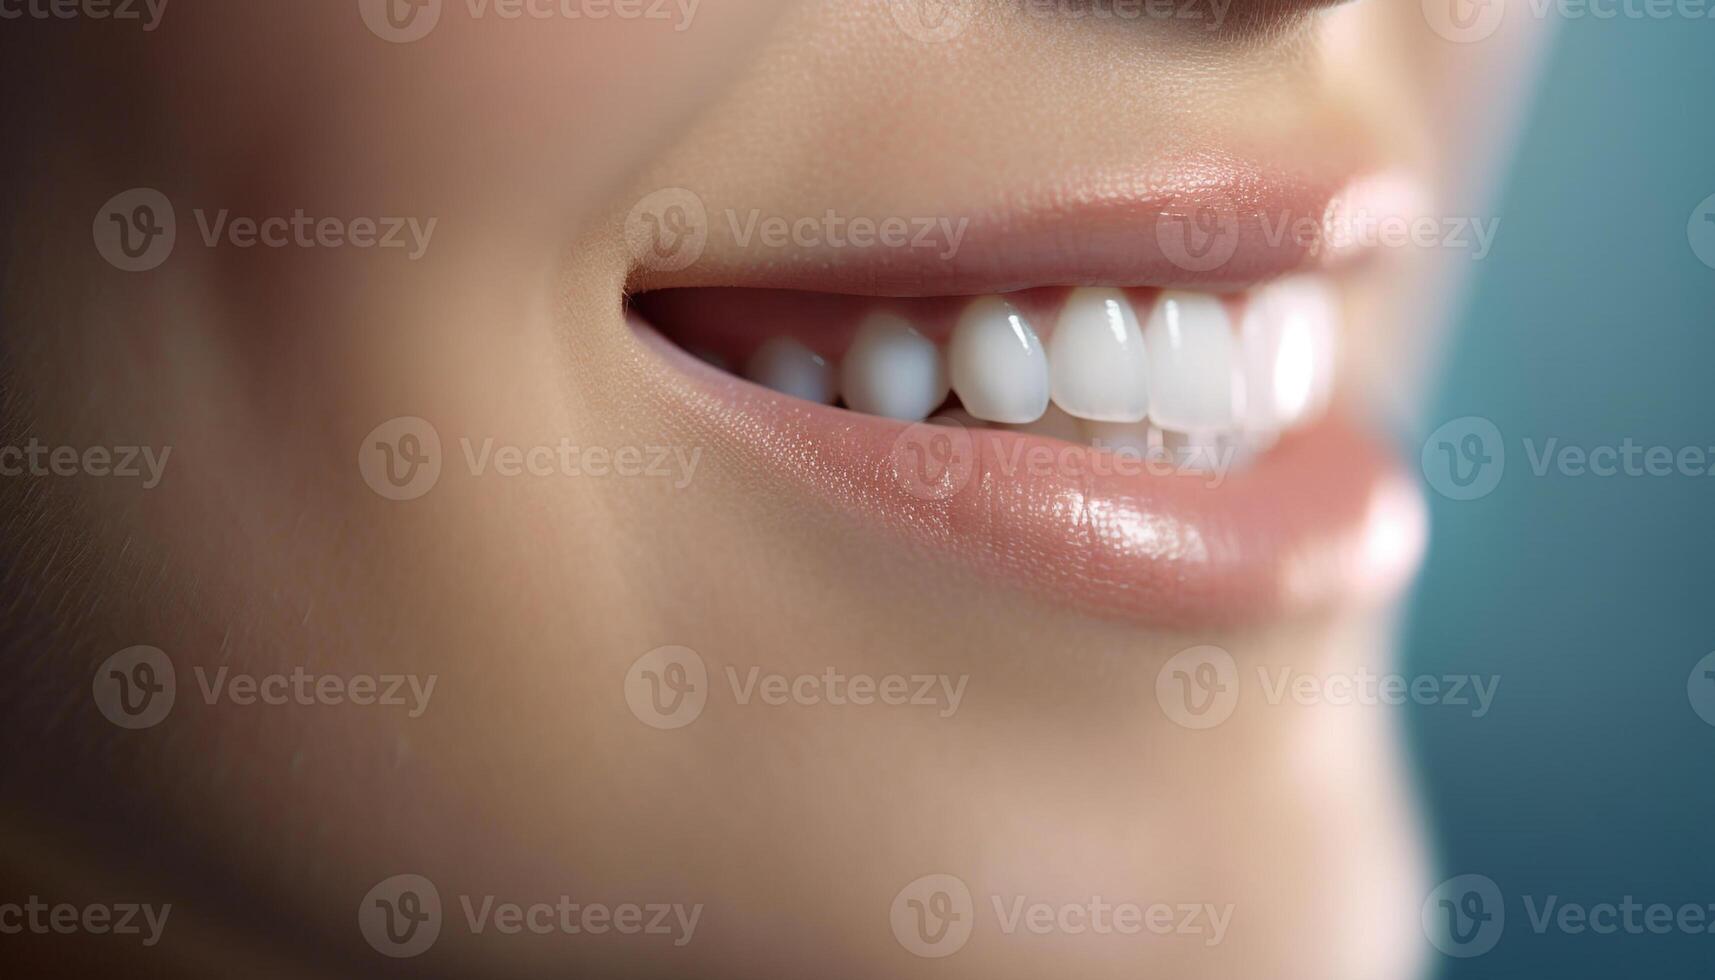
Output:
[635, 323, 1426, 628]
[626, 157, 1431, 627]
[630, 153, 1405, 298]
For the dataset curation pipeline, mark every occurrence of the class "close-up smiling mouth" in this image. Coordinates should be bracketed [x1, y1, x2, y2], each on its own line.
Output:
[31, 0, 1695, 974]
[626, 165, 1429, 628]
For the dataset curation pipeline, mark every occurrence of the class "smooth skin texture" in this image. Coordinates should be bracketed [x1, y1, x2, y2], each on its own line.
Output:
[0, 2, 1546, 976]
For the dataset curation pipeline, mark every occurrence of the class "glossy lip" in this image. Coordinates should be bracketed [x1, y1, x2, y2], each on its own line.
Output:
[630, 152, 1417, 297]
[626, 157, 1430, 627]
[633, 320, 1426, 628]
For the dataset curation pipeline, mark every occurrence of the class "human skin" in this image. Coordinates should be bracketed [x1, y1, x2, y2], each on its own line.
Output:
[0, 1, 1544, 977]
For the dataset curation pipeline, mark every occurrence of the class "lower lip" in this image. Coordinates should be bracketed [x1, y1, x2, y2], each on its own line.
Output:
[636, 320, 1426, 628]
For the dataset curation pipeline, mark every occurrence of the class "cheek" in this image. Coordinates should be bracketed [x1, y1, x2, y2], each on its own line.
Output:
[126, 1, 794, 234]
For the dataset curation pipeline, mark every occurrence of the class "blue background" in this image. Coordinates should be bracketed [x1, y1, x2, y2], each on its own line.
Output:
[1407, 12, 1715, 979]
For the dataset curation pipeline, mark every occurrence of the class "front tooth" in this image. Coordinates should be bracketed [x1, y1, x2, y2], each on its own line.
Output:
[1047, 287, 1150, 423]
[1238, 276, 1338, 432]
[840, 312, 949, 421]
[745, 336, 835, 404]
[1143, 291, 1238, 432]
[949, 296, 1049, 424]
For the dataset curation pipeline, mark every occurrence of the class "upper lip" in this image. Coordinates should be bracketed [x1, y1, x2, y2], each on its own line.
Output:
[629, 149, 1404, 297]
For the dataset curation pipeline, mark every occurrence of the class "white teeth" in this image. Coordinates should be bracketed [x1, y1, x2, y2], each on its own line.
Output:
[1238, 276, 1338, 433]
[948, 296, 1049, 424]
[745, 336, 834, 404]
[1143, 291, 1238, 432]
[1047, 287, 1151, 423]
[839, 312, 949, 422]
[699, 278, 1334, 468]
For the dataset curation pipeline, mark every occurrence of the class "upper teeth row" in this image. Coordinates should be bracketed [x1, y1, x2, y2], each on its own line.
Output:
[743, 279, 1337, 443]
